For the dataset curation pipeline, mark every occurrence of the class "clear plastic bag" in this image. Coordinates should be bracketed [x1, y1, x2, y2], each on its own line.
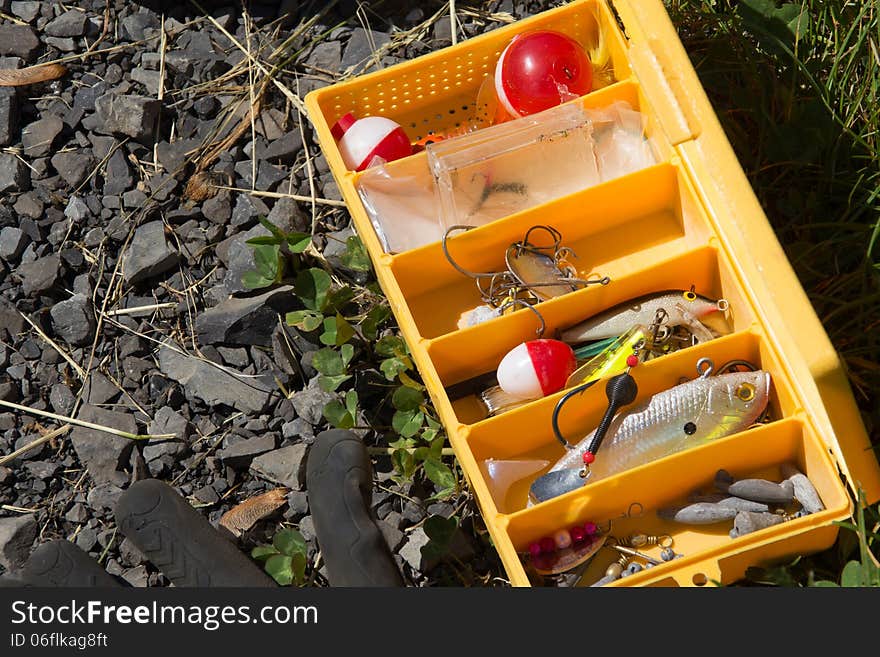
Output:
[428, 102, 601, 232]
[355, 100, 657, 254]
[355, 155, 442, 254]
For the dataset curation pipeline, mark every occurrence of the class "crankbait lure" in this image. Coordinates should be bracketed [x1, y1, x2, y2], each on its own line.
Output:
[529, 360, 771, 504]
[560, 289, 729, 345]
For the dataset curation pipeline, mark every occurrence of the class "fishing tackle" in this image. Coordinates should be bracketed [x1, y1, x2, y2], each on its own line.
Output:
[446, 224, 610, 332]
[521, 520, 606, 575]
[560, 287, 729, 346]
[614, 532, 674, 549]
[529, 357, 771, 505]
[714, 469, 794, 505]
[496, 339, 577, 400]
[477, 324, 645, 418]
[780, 463, 824, 514]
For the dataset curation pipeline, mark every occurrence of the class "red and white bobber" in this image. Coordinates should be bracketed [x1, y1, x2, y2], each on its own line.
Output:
[496, 339, 577, 400]
[494, 30, 593, 118]
[331, 112, 413, 171]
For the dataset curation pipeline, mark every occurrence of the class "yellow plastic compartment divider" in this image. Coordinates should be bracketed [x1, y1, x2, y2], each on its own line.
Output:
[304, 0, 880, 586]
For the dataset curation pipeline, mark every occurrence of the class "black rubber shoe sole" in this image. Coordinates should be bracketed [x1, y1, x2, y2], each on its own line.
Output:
[115, 479, 275, 587]
[14, 539, 121, 587]
[306, 429, 404, 587]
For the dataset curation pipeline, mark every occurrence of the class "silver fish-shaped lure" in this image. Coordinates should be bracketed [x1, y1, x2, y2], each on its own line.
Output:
[529, 370, 770, 504]
[560, 290, 727, 344]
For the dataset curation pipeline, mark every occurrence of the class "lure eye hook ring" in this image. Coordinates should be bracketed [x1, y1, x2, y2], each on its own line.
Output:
[696, 357, 715, 378]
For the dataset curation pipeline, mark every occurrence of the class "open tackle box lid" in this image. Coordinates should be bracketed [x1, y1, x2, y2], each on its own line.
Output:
[610, 0, 880, 503]
[304, 0, 880, 585]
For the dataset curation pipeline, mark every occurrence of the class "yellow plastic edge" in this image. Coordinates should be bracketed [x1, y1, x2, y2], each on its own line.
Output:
[612, 0, 880, 503]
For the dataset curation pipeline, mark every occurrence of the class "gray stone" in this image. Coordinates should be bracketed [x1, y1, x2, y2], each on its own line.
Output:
[44, 36, 76, 52]
[0, 381, 18, 401]
[130, 67, 161, 95]
[0, 226, 28, 262]
[70, 406, 137, 486]
[202, 190, 231, 224]
[156, 138, 199, 174]
[102, 148, 131, 196]
[82, 372, 118, 405]
[0, 467, 12, 486]
[298, 515, 316, 543]
[123, 221, 179, 284]
[142, 440, 186, 462]
[0, 90, 17, 146]
[250, 444, 308, 489]
[194, 485, 219, 505]
[219, 221, 280, 295]
[0, 515, 37, 569]
[0, 153, 29, 192]
[285, 490, 309, 518]
[341, 28, 391, 71]
[0, 298, 25, 337]
[10, 2, 40, 22]
[24, 460, 59, 479]
[266, 197, 308, 233]
[93, 94, 161, 142]
[230, 193, 269, 228]
[45, 10, 87, 37]
[75, 527, 97, 552]
[22, 116, 64, 157]
[306, 41, 342, 71]
[86, 482, 124, 513]
[16, 254, 62, 295]
[148, 406, 190, 440]
[122, 12, 160, 41]
[217, 434, 277, 467]
[158, 340, 274, 413]
[398, 526, 431, 571]
[49, 384, 75, 416]
[290, 376, 337, 425]
[379, 520, 405, 552]
[217, 346, 249, 368]
[196, 286, 297, 347]
[50, 293, 95, 346]
[64, 195, 90, 222]
[121, 566, 149, 587]
[263, 130, 302, 163]
[0, 25, 40, 61]
[13, 192, 41, 219]
[63, 503, 88, 524]
[51, 151, 95, 188]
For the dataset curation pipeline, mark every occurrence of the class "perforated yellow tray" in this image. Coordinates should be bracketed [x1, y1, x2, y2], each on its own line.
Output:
[305, 0, 880, 586]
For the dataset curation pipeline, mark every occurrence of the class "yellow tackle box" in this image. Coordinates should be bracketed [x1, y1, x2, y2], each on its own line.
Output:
[304, 0, 880, 586]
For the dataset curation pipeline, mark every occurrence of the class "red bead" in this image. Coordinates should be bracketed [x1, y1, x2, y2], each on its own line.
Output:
[626, 354, 639, 368]
[529, 542, 542, 558]
[539, 537, 556, 554]
[582, 451, 595, 465]
[584, 521, 598, 535]
[570, 526, 586, 543]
